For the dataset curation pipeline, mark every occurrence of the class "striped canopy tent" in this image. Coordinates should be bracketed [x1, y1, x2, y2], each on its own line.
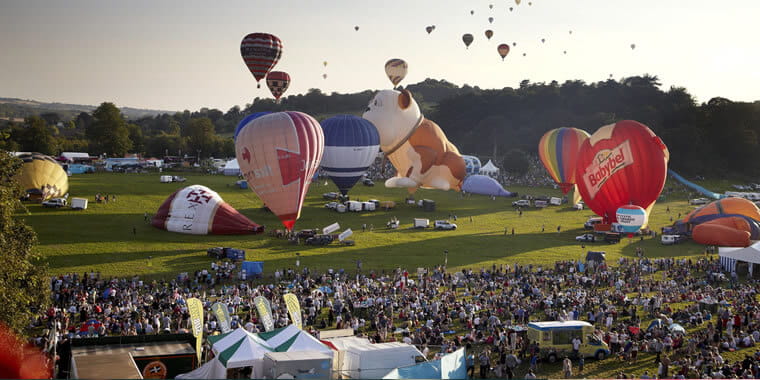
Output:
[257, 325, 333, 355]
[208, 328, 273, 374]
[719, 241, 760, 276]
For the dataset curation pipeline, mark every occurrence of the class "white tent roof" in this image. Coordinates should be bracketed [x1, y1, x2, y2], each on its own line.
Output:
[324, 336, 374, 351]
[479, 160, 500, 174]
[175, 357, 227, 379]
[259, 325, 332, 355]
[210, 328, 273, 369]
[224, 159, 239, 170]
[719, 242, 760, 264]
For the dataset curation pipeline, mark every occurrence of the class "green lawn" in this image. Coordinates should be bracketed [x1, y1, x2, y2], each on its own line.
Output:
[19, 171, 711, 278]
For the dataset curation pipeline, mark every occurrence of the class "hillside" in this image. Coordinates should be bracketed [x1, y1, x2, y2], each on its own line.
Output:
[0, 97, 174, 120]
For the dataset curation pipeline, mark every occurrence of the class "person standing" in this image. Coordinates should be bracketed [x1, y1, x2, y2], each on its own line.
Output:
[562, 356, 573, 378]
[479, 349, 491, 379]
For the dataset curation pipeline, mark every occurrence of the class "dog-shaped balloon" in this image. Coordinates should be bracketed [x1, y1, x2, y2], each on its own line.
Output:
[363, 89, 466, 192]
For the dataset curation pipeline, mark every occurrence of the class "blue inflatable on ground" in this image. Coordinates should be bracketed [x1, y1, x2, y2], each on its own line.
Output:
[462, 175, 515, 197]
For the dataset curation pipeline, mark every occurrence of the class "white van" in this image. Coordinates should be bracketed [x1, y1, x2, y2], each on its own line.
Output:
[362, 202, 376, 211]
[413, 218, 430, 228]
[661, 235, 683, 245]
[70, 198, 88, 210]
[549, 197, 562, 206]
[534, 200, 548, 208]
[160, 175, 173, 183]
[346, 201, 363, 212]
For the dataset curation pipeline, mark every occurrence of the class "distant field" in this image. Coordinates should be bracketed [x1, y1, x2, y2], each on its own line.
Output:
[17, 172, 717, 279]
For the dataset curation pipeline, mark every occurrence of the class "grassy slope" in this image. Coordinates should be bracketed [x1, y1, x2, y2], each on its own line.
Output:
[20, 172, 712, 278]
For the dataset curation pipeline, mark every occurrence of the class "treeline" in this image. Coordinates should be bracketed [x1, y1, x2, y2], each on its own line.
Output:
[1, 75, 759, 178]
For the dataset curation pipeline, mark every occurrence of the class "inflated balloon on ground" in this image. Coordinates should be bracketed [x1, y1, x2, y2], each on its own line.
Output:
[320, 115, 380, 196]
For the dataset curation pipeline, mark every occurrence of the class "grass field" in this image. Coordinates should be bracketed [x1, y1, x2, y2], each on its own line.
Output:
[17, 171, 718, 278]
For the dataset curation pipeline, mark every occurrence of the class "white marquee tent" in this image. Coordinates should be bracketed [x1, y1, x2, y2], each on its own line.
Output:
[479, 160, 500, 177]
[221, 159, 240, 176]
[719, 242, 760, 276]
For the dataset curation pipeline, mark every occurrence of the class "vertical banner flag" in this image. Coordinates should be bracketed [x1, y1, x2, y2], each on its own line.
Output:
[254, 296, 275, 332]
[187, 297, 204, 363]
[212, 302, 232, 334]
[283, 293, 303, 329]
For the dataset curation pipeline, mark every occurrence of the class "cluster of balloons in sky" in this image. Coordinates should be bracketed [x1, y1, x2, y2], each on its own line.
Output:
[538, 121, 670, 234]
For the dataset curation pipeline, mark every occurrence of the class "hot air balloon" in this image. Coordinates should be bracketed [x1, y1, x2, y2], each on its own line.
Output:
[485, 30, 494, 40]
[616, 205, 648, 235]
[489, 4, 493, 9]
[234, 112, 271, 140]
[541, 38, 546, 43]
[488, 17, 494, 23]
[462, 155, 482, 175]
[630, 43, 636, 49]
[574, 120, 669, 224]
[16, 153, 68, 201]
[151, 185, 264, 235]
[522, 53, 526, 56]
[470, 10, 474, 15]
[515, 0, 521, 5]
[323, 61, 328, 67]
[529, 1, 532, 5]
[538, 128, 590, 195]
[235, 111, 324, 231]
[240, 33, 282, 89]
[266, 71, 290, 102]
[462, 34, 474, 48]
[323, 73, 328, 79]
[513, 42, 517, 46]
[563, 50, 567, 54]
[354, 26, 359, 31]
[509, 7, 513, 11]
[426, 26, 434, 34]
[569, 30, 573, 34]
[320, 115, 380, 196]
[497, 44, 510, 60]
[384, 58, 408, 88]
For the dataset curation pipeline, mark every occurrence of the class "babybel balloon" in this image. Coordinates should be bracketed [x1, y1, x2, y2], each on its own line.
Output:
[235, 112, 324, 230]
[538, 127, 590, 194]
[497, 44, 510, 60]
[615, 205, 647, 233]
[574, 120, 669, 223]
[240, 33, 282, 88]
[320, 115, 380, 196]
[266, 71, 290, 101]
[462, 34, 474, 48]
[384, 59, 408, 88]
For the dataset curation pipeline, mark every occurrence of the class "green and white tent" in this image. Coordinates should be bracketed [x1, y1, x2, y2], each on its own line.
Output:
[257, 325, 334, 355]
[208, 327, 274, 377]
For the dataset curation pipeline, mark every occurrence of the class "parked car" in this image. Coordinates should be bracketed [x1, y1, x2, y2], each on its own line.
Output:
[305, 235, 333, 245]
[689, 198, 709, 205]
[206, 247, 245, 261]
[512, 199, 531, 207]
[362, 178, 375, 187]
[575, 233, 597, 242]
[296, 229, 318, 239]
[172, 176, 186, 182]
[434, 220, 457, 230]
[42, 198, 67, 208]
[322, 192, 340, 200]
[325, 202, 339, 209]
[661, 234, 684, 245]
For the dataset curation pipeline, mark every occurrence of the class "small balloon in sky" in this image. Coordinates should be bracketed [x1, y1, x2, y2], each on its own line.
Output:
[489, 4, 493, 9]
[323, 61, 328, 67]
[509, 7, 513, 11]
[354, 26, 359, 31]
[323, 73, 328, 79]
[498, 44, 510, 60]
[563, 50, 567, 54]
[569, 30, 573, 34]
[523, 53, 526, 57]
[426, 26, 434, 34]
[485, 30, 493, 40]
[488, 17, 494, 23]
[470, 10, 474, 15]
[462, 34, 474, 49]
[630, 43, 636, 49]
[541, 38, 545, 43]
[513, 42, 517, 47]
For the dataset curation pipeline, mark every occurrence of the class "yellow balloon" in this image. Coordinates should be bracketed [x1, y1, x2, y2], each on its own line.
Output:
[16, 153, 69, 200]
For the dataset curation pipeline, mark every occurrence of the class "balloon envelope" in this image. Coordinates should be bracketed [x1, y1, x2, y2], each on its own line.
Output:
[240, 33, 282, 85]
[384, 59, 408, 87]
[462, 34, 474, 48]
[485, 30, 494, 40]
[462, 175, 515, 197]
[538, 127, 590, 194]
[676, 197, 760, 242]
[152, 185, 263, 235]
[16, 153, 68, 200]
[574, 120, 669, 223]
[426, 26, 433, 34]
[320, 115, 380, 195]
[235, 111, 324, 230]
[462, 155, 482, 175]
[615, 205, 647, 233]
[497, 44, 510, 59]
[266, 71, 290, 101]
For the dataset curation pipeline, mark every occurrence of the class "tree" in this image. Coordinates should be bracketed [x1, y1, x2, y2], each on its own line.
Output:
[127, 124, 144, 154]
[182, 117, 216, 158]
[501, 149, 530, 177]
[15, 116, 58, 155]
[0, 152, 49, 334]
[87, 102, 132, 156]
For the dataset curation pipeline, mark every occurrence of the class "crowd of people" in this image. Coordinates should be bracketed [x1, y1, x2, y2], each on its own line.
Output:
[31, 253, 760, 378]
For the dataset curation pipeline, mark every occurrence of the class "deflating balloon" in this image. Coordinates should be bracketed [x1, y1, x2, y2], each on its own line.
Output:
[462, 175, 515, 197]
[320, 115, 380, 196]
[538, 128, 590, 194]
[462, 34, 474, 48]
[574, 120, 669, 223]
[498, 44, 510, 60]
[16, 153, 68, 200]
[265, 71, 290, 101]
[151, 185, 264, 235]
[485, 30, 494, 40]
[240, 33, 282, 89]
[234, 112, 271, 140]
[235, 111, 324, 231]
[384, 58, 408, 87]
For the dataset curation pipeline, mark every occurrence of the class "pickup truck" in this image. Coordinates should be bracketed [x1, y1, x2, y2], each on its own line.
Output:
[575, 233, 597, 242]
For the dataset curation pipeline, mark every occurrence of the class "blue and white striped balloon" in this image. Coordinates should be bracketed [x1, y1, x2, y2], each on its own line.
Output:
[320, 115, 380, 195]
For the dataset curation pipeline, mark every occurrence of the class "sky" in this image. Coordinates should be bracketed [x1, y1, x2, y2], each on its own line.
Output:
[1, 0, 759, 112]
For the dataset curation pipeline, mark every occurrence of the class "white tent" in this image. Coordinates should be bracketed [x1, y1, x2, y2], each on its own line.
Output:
[258, 325, 333, 355]
[479, 160, 500, 177]
[175, 357, 227, 380]
[341, 342, 425, 379]
[221, 159, 240, 176]
[719, 242, 760, 275]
